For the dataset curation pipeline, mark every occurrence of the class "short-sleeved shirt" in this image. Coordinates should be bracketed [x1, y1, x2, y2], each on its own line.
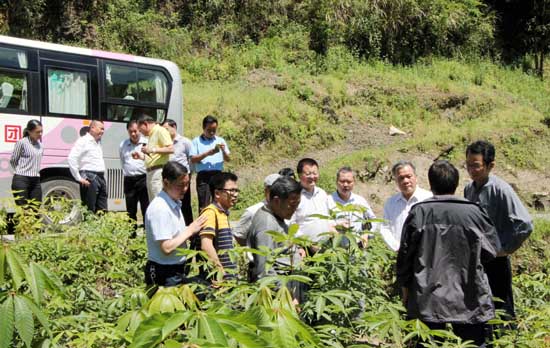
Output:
[145, 190, 187, 265]
[190, 135, 229, 172]
[119, 137, 147, 177]
[464, 175, 533, 254]
[290, 186, 331, 242]
[145, 124, 173, 169]
[327, 192, 377, 233]
[171, 134, 192, 171]
[232, 201, 265, 241]
[199, 203, 236, 270]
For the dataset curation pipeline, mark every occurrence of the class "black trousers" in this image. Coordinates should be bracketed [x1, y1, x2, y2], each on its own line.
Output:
[11, 174, 42, 207]
[123, 174, 149, 226]
[419, 322, 492, 348]
[196, 170, 220, 214]
[80, 171, 108, 213]
[181, 174, 193, 225]
[485, 256, 515, 319]
[144, 260, 188, 287]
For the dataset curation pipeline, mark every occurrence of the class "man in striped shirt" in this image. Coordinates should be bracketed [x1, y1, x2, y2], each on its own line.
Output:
[199, 172, 239, 279]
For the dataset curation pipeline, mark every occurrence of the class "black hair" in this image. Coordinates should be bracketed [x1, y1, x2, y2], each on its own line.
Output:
[162, 161, 188, 183]
[137, 114, 155, 125]
[297, 158, 319, 174]
[428, 160, 459, 195]
[162, 119, 177, 129]
[269, 176, 302, 200]
[278, 167, 295, 179]
[391, 160, 416, 177]
[209, 172, 238, 197]
[23, 119, 42, 137]
[466, 140, 495, 166]
[336, 166, 353, 180]
[126, 120, 138, 130]
[202, 115, 218, 129]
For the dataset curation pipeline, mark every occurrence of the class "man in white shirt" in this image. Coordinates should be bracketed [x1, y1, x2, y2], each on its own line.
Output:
[68, 120, 107, 213]
[328, 167, 377, 239]
[232, 173, 280, 246]
[119, 120, 149, 229]
[383, 160, 432, 247]
[290, 158, 331, 242]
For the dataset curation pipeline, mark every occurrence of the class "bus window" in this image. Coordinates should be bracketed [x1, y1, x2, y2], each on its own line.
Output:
[137, 69, 167, 104]
[105, 104, 166, 122]
[0, 71, 27, 111]
[47, 68, 88, 116]
[0, 47, 28, 69]
[105, 63, 168, 103]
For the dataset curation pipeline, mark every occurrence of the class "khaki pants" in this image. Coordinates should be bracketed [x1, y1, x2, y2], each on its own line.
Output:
[146, 168, 163, 201]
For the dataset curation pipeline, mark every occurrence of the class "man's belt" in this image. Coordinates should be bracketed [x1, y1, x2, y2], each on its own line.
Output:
[146, 165, 163, 172]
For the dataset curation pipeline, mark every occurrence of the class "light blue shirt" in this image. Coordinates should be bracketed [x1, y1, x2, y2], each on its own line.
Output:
[190, 135, 229, 172]
[119, 137, 147, 177]
[145, 190, 187, 265]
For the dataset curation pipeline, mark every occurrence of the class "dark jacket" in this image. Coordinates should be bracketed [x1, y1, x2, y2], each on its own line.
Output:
[396, 195, 500, 324]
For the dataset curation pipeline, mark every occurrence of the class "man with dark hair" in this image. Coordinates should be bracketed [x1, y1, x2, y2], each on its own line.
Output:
[162, 119, 193, 225]
[190, 115, 231, 213]
[278, 167, 296, 180]
[136, 114, 174, 200]
[383, 160, 431, 249]
[144, 161, 207, 287]
[198, 172, 238, 278]
[233, 173, 280, 246]
[119, 120, 149, 231]
[290, 158, 332, 242]
[464, 140, 533, 321]
[397, 160, 499, 347]
[248, 176, 304, 300]
[68, 120, 108, 213]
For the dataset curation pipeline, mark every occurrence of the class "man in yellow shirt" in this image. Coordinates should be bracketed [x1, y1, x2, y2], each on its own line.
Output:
[136, 115, 174, 200]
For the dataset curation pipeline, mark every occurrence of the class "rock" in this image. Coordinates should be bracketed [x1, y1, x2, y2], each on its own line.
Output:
[389, 125, 406, 136]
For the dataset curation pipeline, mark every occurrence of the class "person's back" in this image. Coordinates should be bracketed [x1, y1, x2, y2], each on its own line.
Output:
[398, 197, 498, 323]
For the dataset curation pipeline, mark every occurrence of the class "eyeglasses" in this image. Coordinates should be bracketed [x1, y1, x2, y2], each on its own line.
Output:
[218, 188, 240, 195]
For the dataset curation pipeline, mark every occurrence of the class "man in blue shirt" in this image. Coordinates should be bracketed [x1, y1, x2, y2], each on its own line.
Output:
[144, 161, 206, 288]
[190, 115, 231, 213]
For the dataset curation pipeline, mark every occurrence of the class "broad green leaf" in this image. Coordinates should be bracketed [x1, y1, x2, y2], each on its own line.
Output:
[162, 339, 183, 348]
[14, 295, 34, 348]
[25, 263, 44, 303]
[218, 321, 269, 347]
[272, 312, 294, 348]
[197, 314, 228, 345]
[315, 296, 326, 321]
[130, 313, 171, 348]
[0, 295, 15, 348]
[161, 311, 192, 340]
[18, 295, 50, 334]
[35, 263, 64, 295]
[0, 244, 6, 285]
[149, 291, 184, 314]
[281, 309, 320, 345]
[6, 247, 26, 290]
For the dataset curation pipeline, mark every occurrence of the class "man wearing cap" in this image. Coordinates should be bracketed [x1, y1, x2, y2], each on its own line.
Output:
[232, 173, 280, 246]
[136, 114, 174, 201]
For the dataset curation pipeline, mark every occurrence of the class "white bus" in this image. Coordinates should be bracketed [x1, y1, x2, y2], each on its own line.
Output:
[0, 35, 183, 223]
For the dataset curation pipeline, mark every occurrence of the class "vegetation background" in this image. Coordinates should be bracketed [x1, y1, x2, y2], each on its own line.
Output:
[1, 1, 550, 347]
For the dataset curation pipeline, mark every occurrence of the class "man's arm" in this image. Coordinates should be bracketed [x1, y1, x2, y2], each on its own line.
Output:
[160, 215, 207, 254]
[201, 234, 223, 270]
[191, 147, 217, 164]
[500, 187, 534, 255]
[9, 140, 23, 170]
[395, 212, 419, 297]
[67, 138, 88, 185]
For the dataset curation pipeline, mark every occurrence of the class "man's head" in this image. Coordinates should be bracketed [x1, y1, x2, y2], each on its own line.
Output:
[278, 167, 296, 180]
[202, 115, 218, 139]
[336, 166, 355, 199]
[263, 173, 281, 201]
[391, 160, 418, 200]
[466, 140, 495, 186]
[162, 161, 189, 201]
[428, 160, 459, 195]
[297, 158, 319, 192]
[89, 120, 105, 141]
[162, 119, 178, 140]
[268, 176, 302, 220]
[137, 114, 156, 136]
[210, 172, 239, 210]
[126, 120, 140, 144]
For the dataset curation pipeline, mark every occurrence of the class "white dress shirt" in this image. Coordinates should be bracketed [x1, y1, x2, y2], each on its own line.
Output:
[119, 137, 147, 177]
[291, 186, 331, 242]
[383, 187, 432, 243]
[328, 191, 377, 233]
[68, 133, 106, 182]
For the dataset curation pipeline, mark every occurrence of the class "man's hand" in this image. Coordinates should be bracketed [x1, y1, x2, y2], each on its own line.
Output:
[188, 215, 208, 235]
[79, 178, 90, 187]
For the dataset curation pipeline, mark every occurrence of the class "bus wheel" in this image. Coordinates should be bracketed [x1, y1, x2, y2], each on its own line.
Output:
[41, 178, 82, 225]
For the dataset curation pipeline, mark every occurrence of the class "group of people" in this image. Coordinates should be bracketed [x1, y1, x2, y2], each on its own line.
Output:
[9, 116, 533, 347]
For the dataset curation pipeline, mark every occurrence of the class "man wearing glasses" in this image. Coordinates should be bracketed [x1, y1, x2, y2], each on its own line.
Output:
[198, 172, 239, 280]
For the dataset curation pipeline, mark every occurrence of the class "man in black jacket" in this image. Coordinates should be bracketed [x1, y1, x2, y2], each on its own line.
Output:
[396, 160, 500, 347]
